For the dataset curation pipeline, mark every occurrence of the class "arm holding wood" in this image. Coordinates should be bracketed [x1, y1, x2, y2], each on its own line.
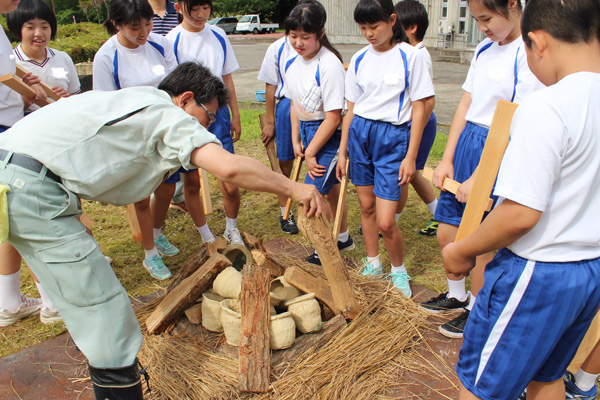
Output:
[261, 84, 277, 145]
[337, 101, 354, 182]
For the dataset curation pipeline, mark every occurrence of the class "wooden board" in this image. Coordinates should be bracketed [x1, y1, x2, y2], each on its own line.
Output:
[238, 263, 271, 393]
[283, 155, 303, 220]
[146, 253, 231, 334]
[296, 205, 361, 319]
[0, 74, 50, 107]
[199, 169, 212, 215]
[422, 167, 493, 212]
[15, 65, 60, 101]
[252, 249, 285, 277]
[333, 158, 349, 241]
[284, 266, 338, 314]
[259, 113, 282, 174]
[125, 204, 143, 243]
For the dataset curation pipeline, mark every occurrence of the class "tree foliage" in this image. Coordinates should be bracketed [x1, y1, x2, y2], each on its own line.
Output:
[213, 0, 296, 22]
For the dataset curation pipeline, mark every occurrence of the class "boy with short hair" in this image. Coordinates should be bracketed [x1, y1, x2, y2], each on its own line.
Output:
[441, 0, 600, 399]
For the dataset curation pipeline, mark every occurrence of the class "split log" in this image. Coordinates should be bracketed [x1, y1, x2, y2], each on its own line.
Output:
[146, 253, 231, 334]
[242, 231, 264, 251]
[207, 237, 228, 256]
[125, 204, 143, 242]
[333, 158, 349, 241]
[184, 303, 203, 325]
[284, 266, 338, 314]
[259, 113, 283, 174]
[222, 244, 253, 271]
[252, 249, 285, 277]
[283, 155, 303, 220]
[296, 205, 361, 319]
[199, 169, 212, 215]
[167, 246, 211, 292]
[239, 263, 271, 393]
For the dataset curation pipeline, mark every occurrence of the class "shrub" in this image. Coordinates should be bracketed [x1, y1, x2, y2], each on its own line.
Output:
[49, 22, 109, 63]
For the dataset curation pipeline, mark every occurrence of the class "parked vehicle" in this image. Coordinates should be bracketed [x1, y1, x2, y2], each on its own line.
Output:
[235, 14, 278, 34]
[208, 17, 239, 34]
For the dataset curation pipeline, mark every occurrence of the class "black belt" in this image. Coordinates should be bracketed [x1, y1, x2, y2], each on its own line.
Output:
[0, 149, 61, 182]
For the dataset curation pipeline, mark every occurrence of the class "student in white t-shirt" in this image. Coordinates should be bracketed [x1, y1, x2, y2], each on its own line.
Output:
[421, 0, 544, 339]
[283, 1, 355, 265]
[7, 0, 80, 114]
[257, 35, 300, 235]
[165, 0, 245, 245]
[338, 0, 433, 297]
[93, 0, 179, 281]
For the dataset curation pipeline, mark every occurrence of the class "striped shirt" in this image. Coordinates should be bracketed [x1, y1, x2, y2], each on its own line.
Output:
[152, 1, 179, 36]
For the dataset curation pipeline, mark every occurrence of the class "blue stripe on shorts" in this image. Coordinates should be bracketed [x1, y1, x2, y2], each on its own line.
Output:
[209, 106, 234, 154]
[434, 122, 496, 226]
[275, 97, 294, 161]
[415, 112, 437, 170]
[300, 120, 341, 195]
[458, 248, 600, 400]
[164, 166, 198, 183]
[348, 115, 409, 201]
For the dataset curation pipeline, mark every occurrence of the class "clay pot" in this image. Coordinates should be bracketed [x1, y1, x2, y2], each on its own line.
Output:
[271, 276, 301, 304]
[269, 311, 296, 350]
[213, 267, 242, 299]
[201, 292, 225, 332]
[220, 299, 242, 346]
[284, 293, 322, 333]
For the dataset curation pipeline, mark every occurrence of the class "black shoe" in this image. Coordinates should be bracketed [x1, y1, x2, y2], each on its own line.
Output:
[419, 291, 470, 314]
[280, 215, 299, 234]
[338, 236, 356, 252]
[418, 218, 439, 236]
[359, 226, 383, 238]
[306, 253, 321, 265]
[439, 309, 470, 339]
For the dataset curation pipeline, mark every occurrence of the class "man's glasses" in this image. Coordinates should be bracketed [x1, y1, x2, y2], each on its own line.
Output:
[200, 103, 216, 126]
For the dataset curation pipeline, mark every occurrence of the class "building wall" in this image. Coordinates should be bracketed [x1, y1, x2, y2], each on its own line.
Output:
[321, 0, 364, 44]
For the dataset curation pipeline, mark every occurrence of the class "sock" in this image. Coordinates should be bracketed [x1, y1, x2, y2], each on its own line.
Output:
[152, 228, 161, 240]
[447, 278, 468, 302]
[366, 256, 382, 271]
[426, 199, 438, 215]
[144, 248, 160, 259]
[197, 223, 215, 244]
[0, 270, 23, 311]
[226, 217, 237, 231]
[395, 213, 401, 223]
[338, 230, 349, 243]
[391, 263, 407, 274]
[280, 207, 286, 217]
[574, 369, 600, 392]
[313, 250, 319, 258]
[35, 282, 56, 312]
[465, 292, 475, 311]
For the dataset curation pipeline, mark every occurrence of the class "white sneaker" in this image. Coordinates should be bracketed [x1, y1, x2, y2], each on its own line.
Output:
[0, 295, 42, 327]
[40, 307, 63, 324]
[223, 228, 244, 245]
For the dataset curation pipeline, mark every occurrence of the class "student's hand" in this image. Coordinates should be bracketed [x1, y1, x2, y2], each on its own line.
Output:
[22, 95, 33, 109]
[305, 153, 326, 181]
[398, 158, 416, 185]
[433, 161, 454, 191]
[231, 115, 242, 143]
[290, 182, 325, 218]
[442, 242, 475, 278]
[292, 141, 304, 159]
[52, 86, 70, 98]
[456, 175, 475, 203]
[261, 122, 275, 145]
[336, 154, 347, 182]
[21, 72, 41, 87]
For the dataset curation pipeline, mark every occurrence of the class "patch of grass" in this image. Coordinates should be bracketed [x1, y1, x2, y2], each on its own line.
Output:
[5, 104, 450, 357]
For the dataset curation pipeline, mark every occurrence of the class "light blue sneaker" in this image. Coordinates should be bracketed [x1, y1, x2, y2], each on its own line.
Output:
[360, 257, 383, 276]
[388, 272, 412, 298]
[154, 234, 179, 256]
[143, 255, 172, 280]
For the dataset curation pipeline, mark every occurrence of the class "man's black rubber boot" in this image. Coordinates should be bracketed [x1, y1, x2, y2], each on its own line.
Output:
[89, 358, 148, 400]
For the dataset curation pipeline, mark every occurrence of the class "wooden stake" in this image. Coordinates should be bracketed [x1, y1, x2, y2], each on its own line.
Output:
[0, 74, 50, 107]
[296, 205, 361, 319]
[422, 167, 493, 212]
[283, 155, 303, 220]
[238, 263, 271, 393]
[333, 158, 349, 241]
[125, 204, 143, 243]
[15, 65, 60, 101]
[284, 266, 338, 314]
[146, 253, 231, 334]
[199, 169, 212, 215]
[259, 113, 282, 174]
[251, 249, 285, 277]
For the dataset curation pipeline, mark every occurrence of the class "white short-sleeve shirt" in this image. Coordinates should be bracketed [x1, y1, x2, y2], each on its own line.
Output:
[283, 46, 345, 122]
[494, 72, 600, 262]
[257, 36, 296, 99]
[416, 42, 433, 81]
[92, 33, 177, 90]
[345, 42, 434, 125]
[0, 29, 24, 126]
[14, 45, 81, 112]
[166, 24, 239, 79]
[463, 37, 544, 128]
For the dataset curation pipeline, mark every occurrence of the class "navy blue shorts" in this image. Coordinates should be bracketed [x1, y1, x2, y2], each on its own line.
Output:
[434, 122, 497, 226]
[415, 112, 437, 170]
[300, 120, 341, 195]
[209, 106, 234, 154]
[275, 97, 294, 161]
[164, 166, 197, 184]
[348, 115, 409, 201]
[458, 248, 600, 400]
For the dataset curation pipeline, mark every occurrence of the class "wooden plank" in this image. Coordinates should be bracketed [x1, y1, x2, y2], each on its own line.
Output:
[455, 100, 518, 241]
[199, 169, 212, 215]
[146, 253, 231, 334]
[283, 155, 303, 220]
[251, 249, 284, 277]
[333, 158, 349, 241]
[284, 266, 338, 314]
[238, 263, 271, 393]
[259, 113, 282, 174]
[125, 204, 143, 243]
[15, 65, 60, 101]
[166, 246, 211, 292]
[422, 167, 493, 212]
[0, 74, 50, 107]
[78, 213, 94, 229]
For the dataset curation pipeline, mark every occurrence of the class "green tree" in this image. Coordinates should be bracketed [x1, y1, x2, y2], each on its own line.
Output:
[213, 0, 279, 20]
